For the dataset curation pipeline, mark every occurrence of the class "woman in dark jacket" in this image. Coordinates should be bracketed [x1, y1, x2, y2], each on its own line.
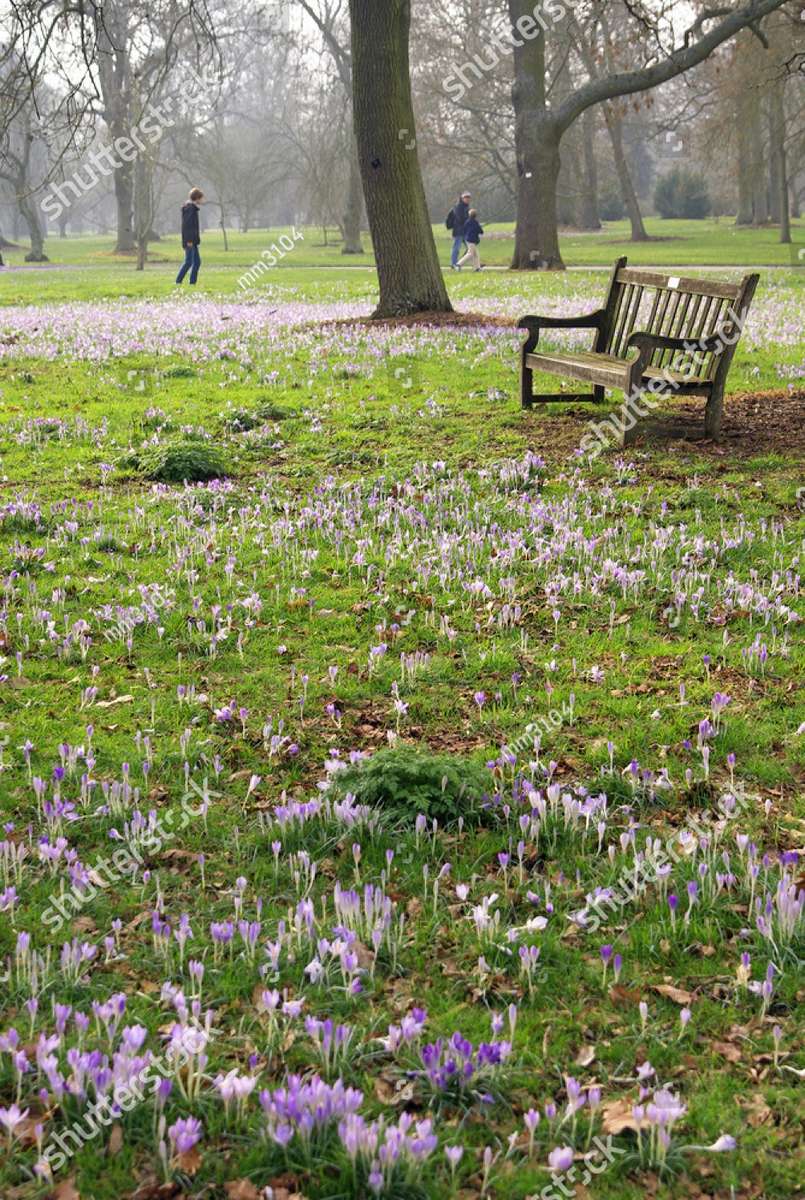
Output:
[176, 187, 204, 285]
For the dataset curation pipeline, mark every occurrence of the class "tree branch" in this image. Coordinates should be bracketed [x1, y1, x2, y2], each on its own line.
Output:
[554, 0, 787, 135]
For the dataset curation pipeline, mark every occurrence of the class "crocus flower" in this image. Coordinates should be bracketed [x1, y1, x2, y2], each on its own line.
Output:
[168, 1115, 203, 1156]
[547, 1145, 574, 1172]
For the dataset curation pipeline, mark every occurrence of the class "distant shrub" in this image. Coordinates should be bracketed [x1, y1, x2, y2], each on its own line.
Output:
[329, 746, 492, 825]
[598, 185, 625, 221]
[137, 440, 230, 483]
[654, 168, 711, 219]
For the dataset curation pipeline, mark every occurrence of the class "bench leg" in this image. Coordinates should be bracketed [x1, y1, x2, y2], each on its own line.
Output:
[618, 387, 649, 449]
[704, 385, 723, 440]
[520, 353, 533, 409]
[593, 385, 605, 404]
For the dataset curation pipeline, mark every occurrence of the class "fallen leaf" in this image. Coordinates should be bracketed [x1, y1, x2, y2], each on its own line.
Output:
[653, 984, 693, 1005]
[224, 1182, 261, 1200]
[574, 1043, 596, 1067]
[108, 1123, 123, 1155]
[712, 1041, 741, 1064]
[609, 984, 642, 1006]
[601, 1098, 641, 1135]
[177, 1145, 202, 1174]
[50, 1180, 81, 1200]
[96, 694, 134, 708]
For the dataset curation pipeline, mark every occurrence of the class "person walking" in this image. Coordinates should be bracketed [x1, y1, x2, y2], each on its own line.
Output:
[457, 208, 483, 271]
[175, 187, 204, 286]
[447, 191, 471, 270]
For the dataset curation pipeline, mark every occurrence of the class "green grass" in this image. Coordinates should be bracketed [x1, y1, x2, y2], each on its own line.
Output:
[0, 258, 802, 1200]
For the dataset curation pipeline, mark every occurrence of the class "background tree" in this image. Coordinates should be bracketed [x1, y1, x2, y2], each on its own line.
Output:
[507, 0, 789, 269]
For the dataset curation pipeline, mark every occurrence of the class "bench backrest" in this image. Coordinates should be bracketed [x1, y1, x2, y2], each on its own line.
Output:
[596, 257, 758, 381]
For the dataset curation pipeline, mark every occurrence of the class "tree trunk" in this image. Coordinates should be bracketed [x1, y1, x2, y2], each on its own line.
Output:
[58, 211, 69, 238]
[578, 108, 601, 230]
[19, 192, 48, 261]
[114, 161, 135, 251]
[735, 113, 753, 224]
[341, 134, 364, 254]
[769, 77, 790, 243]
[749, 103, 769, 225]
[348, 0, 451, 315]
[603, 103, 648, 241]
[509, 1, 563, 268]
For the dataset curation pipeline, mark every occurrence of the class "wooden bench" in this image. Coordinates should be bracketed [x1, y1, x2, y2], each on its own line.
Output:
[517, 257, 758, 441]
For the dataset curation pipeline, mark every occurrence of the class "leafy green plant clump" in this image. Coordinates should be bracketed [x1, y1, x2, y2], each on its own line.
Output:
[221, 401, 297, 432]
[331, 746, 492, 824]
[137, 439, 230, 483]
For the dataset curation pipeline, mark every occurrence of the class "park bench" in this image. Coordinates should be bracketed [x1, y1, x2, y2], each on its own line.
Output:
[517, 256, 758, 441]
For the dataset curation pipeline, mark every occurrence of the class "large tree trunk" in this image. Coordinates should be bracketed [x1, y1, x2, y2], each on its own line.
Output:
[603, 103, 648, 241]
[341, 134, 364, 254]
[348, 0, 451, 316]
[769, 77, 790, 243]
[578, 107, 602, 230]
[509, 1, 563, 269]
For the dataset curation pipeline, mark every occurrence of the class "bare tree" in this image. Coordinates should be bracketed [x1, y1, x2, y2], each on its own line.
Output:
[507, 0, 789, 269]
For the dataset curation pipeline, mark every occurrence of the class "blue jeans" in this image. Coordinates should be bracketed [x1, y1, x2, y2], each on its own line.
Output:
[451, 235, 466, 267]
[176, 244, 201, 284]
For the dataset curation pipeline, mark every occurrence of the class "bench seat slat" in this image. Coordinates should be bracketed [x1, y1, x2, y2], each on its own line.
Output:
[525, 349, 710, 391]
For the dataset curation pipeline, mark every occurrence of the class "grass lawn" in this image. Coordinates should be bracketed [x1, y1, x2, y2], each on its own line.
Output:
[0, 250, 802, 1200]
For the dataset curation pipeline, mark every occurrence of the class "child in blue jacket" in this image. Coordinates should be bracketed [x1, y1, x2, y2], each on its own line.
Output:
[457, 209, 483, 271]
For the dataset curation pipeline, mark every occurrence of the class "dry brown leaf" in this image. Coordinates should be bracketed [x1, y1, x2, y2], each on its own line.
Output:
[374, 1075, 396, 1103]
[609, 984, 642, 1006]
[712, 1041, 741, 1064]
[108, 1123, 123, 1155]
[653, 983, 693, 1005]
[224, 1182, 261, 1200]
[601, 1098, 641, 1135]
[574, 1043, 596, 1067]
[72, 915, 97, 933]
[49, 1180, 81, 1200]
[177, 1144, 202, 1174]
[742, 1094, 773, 1127]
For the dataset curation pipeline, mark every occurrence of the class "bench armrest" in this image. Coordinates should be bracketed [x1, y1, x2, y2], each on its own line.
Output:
[517, 309, 605, 353]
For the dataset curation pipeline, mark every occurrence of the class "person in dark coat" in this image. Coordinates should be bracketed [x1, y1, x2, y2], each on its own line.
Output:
[457, 208, 483, 271]
[175, 187, 204, 285]
[448, 191, 471, 269]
